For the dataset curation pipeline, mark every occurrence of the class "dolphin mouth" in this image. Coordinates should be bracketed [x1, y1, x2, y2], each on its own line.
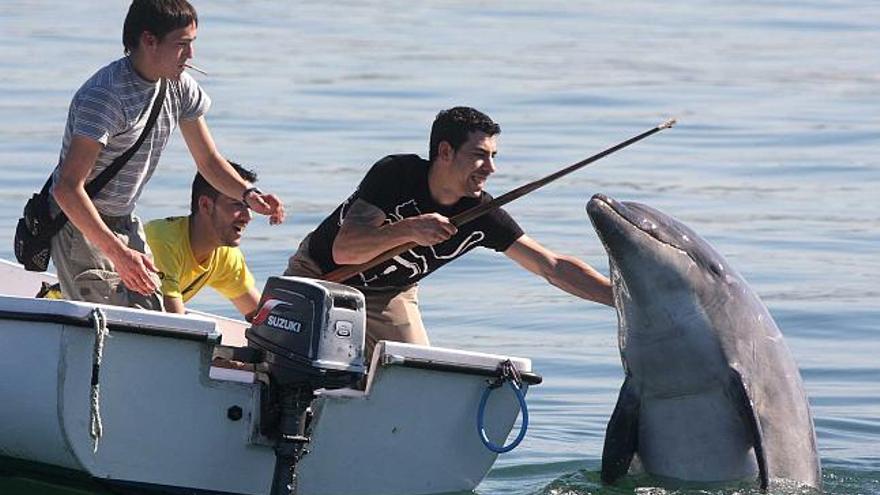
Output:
[585, 193, 620, 236]
[586, 193, 617, 218]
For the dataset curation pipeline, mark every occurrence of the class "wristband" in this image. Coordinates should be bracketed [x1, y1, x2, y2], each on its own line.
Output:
[242, 186, 263, 203]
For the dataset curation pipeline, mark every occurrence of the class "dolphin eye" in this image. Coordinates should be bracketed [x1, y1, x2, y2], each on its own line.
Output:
[709, 262, 724, 277]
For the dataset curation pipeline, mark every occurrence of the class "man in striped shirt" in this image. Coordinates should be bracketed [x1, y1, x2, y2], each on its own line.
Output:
[49, 0, 284, 309]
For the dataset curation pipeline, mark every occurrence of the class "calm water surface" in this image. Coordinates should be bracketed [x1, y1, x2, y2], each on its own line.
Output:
[1, 1, 878, 494]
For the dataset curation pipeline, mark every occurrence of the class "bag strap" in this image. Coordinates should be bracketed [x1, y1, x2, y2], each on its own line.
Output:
[42, 78, 167, 232]
[85, 78, 167, 197]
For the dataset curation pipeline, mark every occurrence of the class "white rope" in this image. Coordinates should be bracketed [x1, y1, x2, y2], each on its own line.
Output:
[89, 307, 109, 453]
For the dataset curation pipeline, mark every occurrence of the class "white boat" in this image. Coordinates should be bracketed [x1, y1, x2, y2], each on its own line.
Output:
[0, 259, 540, 495]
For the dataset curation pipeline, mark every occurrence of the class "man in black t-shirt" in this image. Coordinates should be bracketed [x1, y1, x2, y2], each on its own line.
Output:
[286, 106, 612, 357]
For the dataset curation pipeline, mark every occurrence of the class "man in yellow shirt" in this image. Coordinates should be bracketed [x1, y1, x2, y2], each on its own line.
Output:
[146, 162, 260, 320]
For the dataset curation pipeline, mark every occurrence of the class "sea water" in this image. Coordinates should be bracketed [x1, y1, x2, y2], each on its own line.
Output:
[0, 1, 877, 494]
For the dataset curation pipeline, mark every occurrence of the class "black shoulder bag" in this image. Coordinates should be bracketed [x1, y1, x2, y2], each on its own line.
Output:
[14, 79, 167, 272]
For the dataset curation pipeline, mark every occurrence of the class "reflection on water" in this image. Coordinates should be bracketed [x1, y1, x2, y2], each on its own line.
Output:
[1, 1, 878, 494]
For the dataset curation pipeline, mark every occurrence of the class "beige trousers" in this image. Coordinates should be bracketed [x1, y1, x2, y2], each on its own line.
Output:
[50, 214, 163, 311]
[285, 235, 429, 359]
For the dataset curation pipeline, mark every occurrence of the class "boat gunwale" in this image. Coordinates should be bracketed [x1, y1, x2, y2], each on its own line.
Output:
[384, 356, 543, 384]
[0, 309, 218, 343]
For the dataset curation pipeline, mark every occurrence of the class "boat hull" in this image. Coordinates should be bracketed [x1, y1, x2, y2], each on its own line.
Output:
[0, 260, 538, 495]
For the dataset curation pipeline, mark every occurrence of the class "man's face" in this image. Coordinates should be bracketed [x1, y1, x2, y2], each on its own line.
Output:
[148, 22, 197, 80]
[207, 195, 252, 247]
[446, 131, 498, 199]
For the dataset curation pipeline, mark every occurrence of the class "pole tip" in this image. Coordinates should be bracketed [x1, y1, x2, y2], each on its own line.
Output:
[659, 118, 677, 129]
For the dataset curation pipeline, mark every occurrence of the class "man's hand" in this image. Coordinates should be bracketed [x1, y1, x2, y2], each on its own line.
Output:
[245, 191, 285, 225]
[107, 244, 161, 296]
[404, 213, 458, 246]
[164, 296, 186, 314]
[333, 199, 457, 265]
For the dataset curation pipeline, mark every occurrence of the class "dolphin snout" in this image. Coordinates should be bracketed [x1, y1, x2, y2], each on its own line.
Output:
[591, 192, 611, 204]
[588, 193, 612, 208]
[586, 193, 626, 249]
[587, 193, 613, 217]
[587, 193, 625, 223]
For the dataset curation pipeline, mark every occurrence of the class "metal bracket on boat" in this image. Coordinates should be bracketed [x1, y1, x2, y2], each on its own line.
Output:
[381, 353, 406, 366]
[477, 359, 530, 454]
[212, 345, 265, 364]
[488, 359, 522, 390]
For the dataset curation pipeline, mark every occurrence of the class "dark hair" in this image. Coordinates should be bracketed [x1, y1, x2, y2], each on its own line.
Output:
[429, 106, 501, 162]
[191, 161, 257, 215]
[123, 0, 199, 55]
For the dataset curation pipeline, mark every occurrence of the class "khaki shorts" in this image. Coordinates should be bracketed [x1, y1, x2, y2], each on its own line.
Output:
[50, 214, 163, 311]
[285, 235, 429, 359]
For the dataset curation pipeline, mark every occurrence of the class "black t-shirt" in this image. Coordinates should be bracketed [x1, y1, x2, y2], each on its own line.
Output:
[309, 154, 524, 288]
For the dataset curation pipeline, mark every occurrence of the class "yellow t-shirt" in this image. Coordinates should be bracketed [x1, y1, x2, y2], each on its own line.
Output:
[145, 216, 255, 303]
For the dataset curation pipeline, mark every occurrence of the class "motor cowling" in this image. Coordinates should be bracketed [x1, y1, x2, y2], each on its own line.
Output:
[246, 276, 366, 389]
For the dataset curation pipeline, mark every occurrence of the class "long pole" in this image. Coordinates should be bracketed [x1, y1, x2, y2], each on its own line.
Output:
[323, 118, 676, 283]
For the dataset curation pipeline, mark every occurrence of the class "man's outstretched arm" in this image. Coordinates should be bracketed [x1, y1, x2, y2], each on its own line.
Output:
[504, 235, 614, 307]
[180, 117, 285, 225]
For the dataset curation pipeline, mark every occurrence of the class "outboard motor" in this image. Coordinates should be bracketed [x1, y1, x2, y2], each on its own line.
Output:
[246, 276, 366, 495]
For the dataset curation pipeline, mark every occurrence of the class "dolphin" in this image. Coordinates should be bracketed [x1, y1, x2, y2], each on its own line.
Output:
[586, 193, 821, 490]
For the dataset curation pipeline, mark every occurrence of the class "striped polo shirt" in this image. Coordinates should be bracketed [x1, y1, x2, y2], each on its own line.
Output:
[51, 56, 210, 216]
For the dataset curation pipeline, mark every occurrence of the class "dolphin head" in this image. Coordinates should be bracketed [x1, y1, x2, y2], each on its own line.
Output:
[587, 193, 738, 327]
[586, 193, 753, 388]
[587, 193, 731, 286]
